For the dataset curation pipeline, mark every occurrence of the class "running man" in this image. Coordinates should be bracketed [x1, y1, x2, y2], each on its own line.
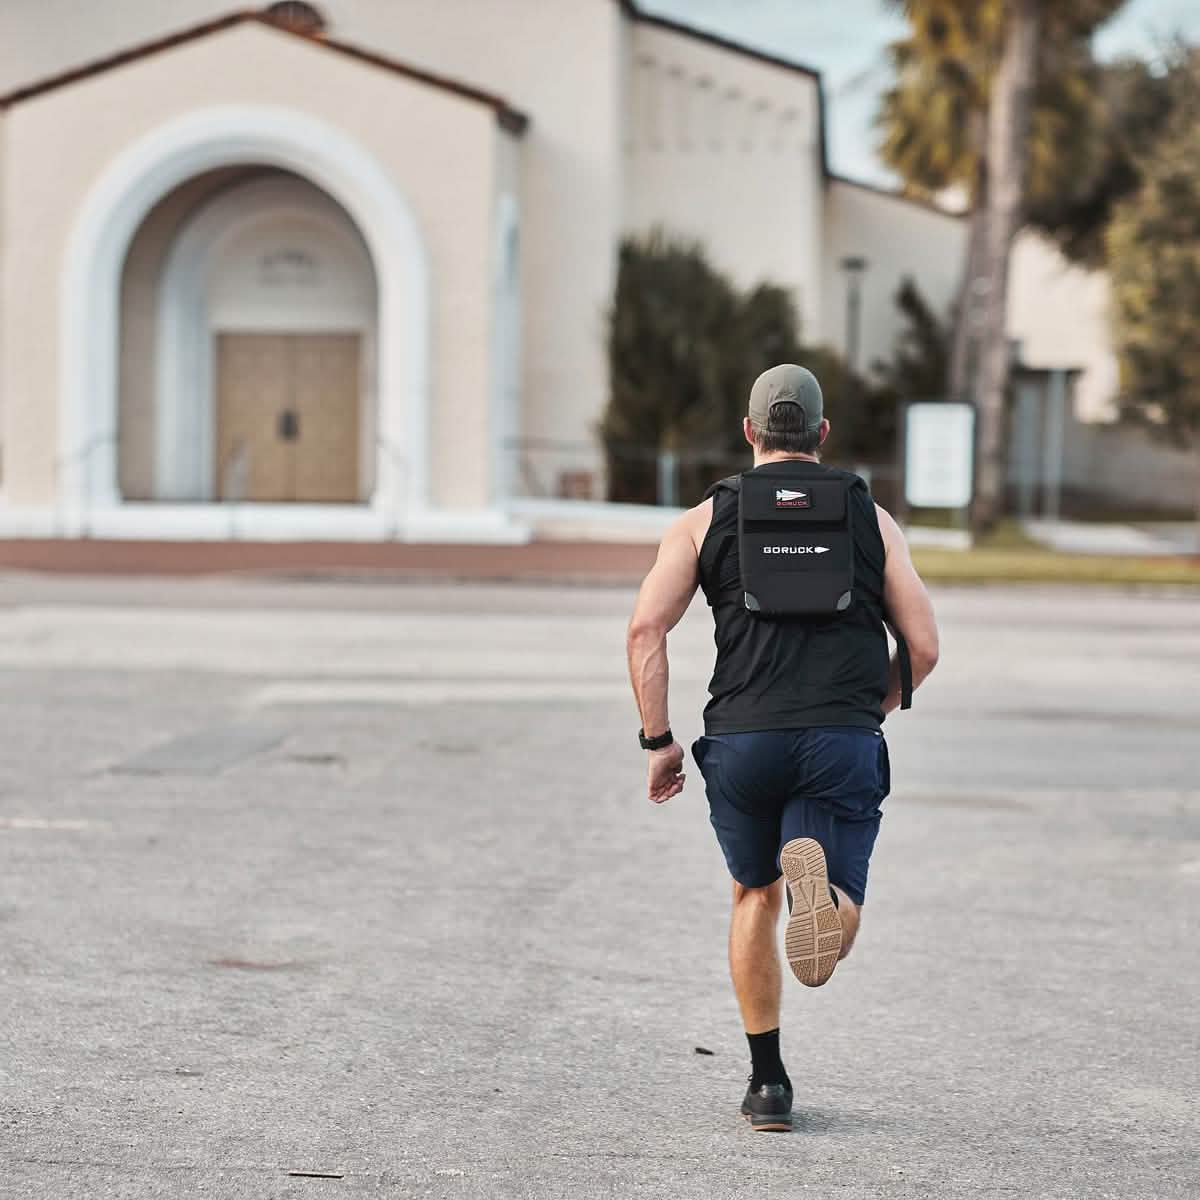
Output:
[626, 364, 940, 1132]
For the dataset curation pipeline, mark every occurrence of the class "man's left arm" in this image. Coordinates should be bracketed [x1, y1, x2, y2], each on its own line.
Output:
[626, 507, 704, 804]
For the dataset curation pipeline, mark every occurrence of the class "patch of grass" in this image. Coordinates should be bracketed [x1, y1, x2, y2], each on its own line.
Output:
[907, 517, 1041, 551]
[973, 519, 1044, 552]
[912, 547, 1200, 585]
[905, 507, 965, 530]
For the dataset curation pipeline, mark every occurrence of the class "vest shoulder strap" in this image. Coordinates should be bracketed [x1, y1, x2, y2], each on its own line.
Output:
[703, 466, 913, 710]
[703, 474, 741, 501]
[887, 621, 914, 710]
[706, 469, 870, 497]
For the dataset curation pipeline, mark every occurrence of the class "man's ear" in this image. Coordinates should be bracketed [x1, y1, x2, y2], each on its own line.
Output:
[743, 417, 757, 447]
[817, 418, 831, 447]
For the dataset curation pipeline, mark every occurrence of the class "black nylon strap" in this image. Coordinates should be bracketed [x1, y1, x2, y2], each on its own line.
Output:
[703, 474, 741, 501]
[639, 727, 675, 751]
[703, 469, 913, 710]
[889, 620, 914, 710]
[701, 481, 739, 605]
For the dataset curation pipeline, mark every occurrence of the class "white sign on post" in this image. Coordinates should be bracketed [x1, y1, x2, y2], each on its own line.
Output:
[904, 402, 975, 509]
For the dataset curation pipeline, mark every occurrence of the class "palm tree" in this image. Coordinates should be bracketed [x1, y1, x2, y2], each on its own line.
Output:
[878, 0, 1131, 529]
[877, 2, 999, 404]
[973, 0, 1041, 530]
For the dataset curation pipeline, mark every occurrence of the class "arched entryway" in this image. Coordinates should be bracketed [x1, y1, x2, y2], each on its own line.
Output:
[119, 170, 378, 505]
[59, 105, 429, 533]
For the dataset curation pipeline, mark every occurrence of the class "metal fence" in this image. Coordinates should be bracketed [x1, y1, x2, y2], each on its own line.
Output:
[502, 436, 898, 510]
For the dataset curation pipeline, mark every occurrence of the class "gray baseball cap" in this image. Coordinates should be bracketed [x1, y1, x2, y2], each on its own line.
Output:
[748, 364, 824, 433]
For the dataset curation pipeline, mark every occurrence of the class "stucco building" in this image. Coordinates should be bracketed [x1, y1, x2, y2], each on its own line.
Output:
[4, 0, 1109, 542]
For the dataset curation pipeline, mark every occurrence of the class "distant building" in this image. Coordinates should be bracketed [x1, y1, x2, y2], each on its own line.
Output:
[0, 0, 1121, 541]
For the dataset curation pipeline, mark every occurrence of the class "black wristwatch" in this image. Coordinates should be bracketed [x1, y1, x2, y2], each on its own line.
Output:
[639, 727, 674, 751]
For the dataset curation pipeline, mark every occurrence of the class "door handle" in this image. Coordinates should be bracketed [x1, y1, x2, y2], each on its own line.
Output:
[278, 409, 300, 441]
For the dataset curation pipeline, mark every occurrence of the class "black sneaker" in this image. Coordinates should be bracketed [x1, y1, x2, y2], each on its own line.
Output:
[740, 1080, 793, 1132]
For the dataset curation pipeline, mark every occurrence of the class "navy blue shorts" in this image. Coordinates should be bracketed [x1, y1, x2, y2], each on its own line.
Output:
[692, 728, 891, 906]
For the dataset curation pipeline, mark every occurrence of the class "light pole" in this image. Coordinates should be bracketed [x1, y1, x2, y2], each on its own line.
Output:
[840, 255, 868, 374]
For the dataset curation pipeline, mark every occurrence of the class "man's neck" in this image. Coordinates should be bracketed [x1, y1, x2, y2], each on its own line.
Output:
[752, 452, 821, 468]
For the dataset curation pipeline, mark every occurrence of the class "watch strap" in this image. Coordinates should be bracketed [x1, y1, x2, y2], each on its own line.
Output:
[639, 727, 674, 751]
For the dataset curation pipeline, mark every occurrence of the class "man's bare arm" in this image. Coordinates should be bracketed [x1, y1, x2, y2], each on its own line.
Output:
[876, 505, 940, 713]
[626, 506, 704, 802]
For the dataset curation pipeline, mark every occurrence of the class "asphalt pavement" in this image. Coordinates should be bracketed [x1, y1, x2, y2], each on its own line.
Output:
[0, 574, 1196, 1198]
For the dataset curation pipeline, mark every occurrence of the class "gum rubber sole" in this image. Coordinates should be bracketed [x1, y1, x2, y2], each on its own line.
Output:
[780, 837, 842, 987]
[743, 1113, 792, 1133]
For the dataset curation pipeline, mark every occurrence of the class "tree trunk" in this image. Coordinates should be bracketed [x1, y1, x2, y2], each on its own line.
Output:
[947, 111, 989, 404]
[948, 203, 988, 402]
[1194, 445, 1200, 557]
[972, 0, 1041, 533]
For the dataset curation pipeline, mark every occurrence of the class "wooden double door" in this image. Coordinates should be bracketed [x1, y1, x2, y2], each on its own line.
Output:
[215, 332, 362, 503]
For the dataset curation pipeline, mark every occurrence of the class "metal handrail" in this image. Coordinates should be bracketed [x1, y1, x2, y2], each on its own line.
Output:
[53, 431, 118, 539]
[375, 435, 408, 541]
[45, 430, 410, 540]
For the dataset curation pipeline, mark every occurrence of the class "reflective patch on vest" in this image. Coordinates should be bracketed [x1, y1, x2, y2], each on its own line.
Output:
[775, 488, 811, 509]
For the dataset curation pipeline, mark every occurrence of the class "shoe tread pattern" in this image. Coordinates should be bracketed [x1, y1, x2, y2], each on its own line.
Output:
[780, 837, 842, 987]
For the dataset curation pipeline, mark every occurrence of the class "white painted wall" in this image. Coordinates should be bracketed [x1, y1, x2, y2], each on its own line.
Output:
[0, 111, 7, 497]
[1007, 231, 1118, 422]
[489, 133, 523, 505]
[0, 1, 236, 92]
[623, 22, 825, 335]
[823, 179, 966, 381]
[322, 0, 625, 463]
[207, 211, 372, 333]
[0, 21, 505, 525]
[0, 0, 621, 494]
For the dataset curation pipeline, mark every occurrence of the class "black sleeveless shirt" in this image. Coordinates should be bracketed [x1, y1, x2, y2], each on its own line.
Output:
[698, 460, 889, 734]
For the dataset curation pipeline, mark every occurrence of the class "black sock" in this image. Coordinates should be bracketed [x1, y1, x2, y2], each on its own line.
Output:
[746, 1028, 790, 1089]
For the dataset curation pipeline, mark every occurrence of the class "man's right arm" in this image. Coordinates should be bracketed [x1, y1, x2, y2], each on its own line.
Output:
[876, 505, 940, 713]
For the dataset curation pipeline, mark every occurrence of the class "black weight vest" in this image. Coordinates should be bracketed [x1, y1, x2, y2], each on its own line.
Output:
[697, 460, 911, 736]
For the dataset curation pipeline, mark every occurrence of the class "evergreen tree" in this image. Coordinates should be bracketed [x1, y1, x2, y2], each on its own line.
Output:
[872, 279, 949, 404]
[603, 236, 907, 505]
[1108, 53, 1200, 455]
[602, 234, 805, 504]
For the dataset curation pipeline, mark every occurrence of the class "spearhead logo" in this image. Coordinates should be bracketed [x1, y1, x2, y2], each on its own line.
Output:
[763, 545, 830, 555]
[775, 488, 810, 509]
